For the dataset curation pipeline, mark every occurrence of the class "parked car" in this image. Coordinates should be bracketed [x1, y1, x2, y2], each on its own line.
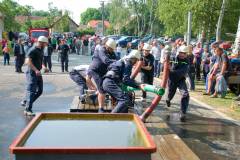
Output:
[107, 35, 121, 41]
[51, 32, 63, 39]
[228, 58, 240, 94]
[117, 36, 138, 48]
[157, 37, 165, 43]
[131, 39, 141, 49]
[141, 35, 153, 43]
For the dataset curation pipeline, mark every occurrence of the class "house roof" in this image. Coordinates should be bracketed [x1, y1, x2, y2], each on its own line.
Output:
[15, 16, 45, 24]
[49, 15, 79, 28]
[87, 20, 110, 28]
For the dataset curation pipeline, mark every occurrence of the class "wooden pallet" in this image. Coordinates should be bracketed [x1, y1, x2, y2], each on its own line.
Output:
[70, 96, 113, 112]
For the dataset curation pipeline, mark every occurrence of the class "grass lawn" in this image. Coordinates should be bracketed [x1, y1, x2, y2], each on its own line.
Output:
[190, 80, 240, 120]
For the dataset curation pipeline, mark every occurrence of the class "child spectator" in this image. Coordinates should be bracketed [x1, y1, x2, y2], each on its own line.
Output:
[3, 44, 10, 65]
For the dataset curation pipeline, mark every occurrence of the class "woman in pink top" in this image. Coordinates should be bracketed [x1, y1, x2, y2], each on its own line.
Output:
[193, 42, 203, 80]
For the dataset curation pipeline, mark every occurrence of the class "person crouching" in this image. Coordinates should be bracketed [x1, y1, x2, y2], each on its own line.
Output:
[102, 50, 145, 113]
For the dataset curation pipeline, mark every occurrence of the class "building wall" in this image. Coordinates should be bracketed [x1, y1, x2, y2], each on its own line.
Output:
[69, 21, 78, 32]
[51, 18, 78, 33]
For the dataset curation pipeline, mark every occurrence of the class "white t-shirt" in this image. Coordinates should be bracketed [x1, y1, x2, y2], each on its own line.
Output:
[160, 48, 166, 63]
[43, 46, 48, 57]
[73, 65, 89, 71]
[151, 46, 161, 60]
[116, 46, 122, 53]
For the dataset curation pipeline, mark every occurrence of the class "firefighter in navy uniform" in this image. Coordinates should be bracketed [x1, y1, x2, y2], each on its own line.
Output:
[86, 39, 117, 113]
[69, 65, 96, 103]
[58, 39, 70, 72]
[166, 45, 190, 122]
[102, 50, 145, 113]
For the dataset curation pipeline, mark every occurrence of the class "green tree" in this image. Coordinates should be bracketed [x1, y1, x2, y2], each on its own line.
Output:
[221, 0, 240, 40]
[156, 0, 240, 40]
[31, 18, 49, 28]
[78, 28, 95, 37]
[48, 2, 62, 17]
[106, 25, 115, 35]
[80, 8, 102, 24]
[31, 10, 50, 17]
[107, 0, 163, 36]
[108, 0, 130, 34]
[0, 0, 21, 31]
[101, 3, 110, 21]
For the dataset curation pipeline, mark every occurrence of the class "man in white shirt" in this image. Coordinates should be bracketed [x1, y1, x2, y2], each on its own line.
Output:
[159, 43, 166, 73]
[151, 40, 161, 77]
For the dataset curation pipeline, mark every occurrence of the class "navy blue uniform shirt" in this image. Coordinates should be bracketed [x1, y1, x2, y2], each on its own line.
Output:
[88, 47, 117, 77]
[169, 58, 189, 82]
[107, 60, 139, 88]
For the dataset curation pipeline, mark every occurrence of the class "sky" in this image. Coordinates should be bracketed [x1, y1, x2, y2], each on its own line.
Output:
[16, 0, 107, 24]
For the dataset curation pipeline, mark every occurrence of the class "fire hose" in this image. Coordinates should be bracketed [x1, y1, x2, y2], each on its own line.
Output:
[128, 58, 170, 122]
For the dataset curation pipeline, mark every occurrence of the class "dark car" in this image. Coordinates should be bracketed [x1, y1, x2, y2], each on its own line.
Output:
[228, 58, 240, 94]
[107, 35, 121, 41]
[141, 35, 153, 43]
[117, 36, 138, 48]
[131, 39, 141, 49]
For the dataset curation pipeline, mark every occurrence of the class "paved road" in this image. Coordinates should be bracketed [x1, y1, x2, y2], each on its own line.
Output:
[0, 53, 240, 160]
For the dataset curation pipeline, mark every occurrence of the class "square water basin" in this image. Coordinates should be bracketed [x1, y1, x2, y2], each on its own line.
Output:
[10, 113, 156, 160]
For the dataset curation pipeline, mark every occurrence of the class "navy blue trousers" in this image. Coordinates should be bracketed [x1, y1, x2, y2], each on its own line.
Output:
[154, 60, 161, 77]
[15, 55, 24, 72]
[43, 56, 52, 71]
[102, 78, 130, 113]
[3, 54, 10, 65]
[167, 79, 189, 114]
[60, 56, 68, 72]
[69, 70, 87, 100]
[25, 71, 43, 111]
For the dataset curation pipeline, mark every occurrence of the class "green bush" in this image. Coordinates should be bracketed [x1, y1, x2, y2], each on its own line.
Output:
[77, 28, 95, 37]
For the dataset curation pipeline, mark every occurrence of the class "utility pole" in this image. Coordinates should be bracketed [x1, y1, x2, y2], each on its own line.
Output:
[187, 11, 192, 46]
[100, 1, 105, 36]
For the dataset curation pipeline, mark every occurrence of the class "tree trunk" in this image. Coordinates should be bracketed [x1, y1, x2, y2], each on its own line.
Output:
[137, 15, 140, 36]
[233, 16, 240, 54]
[131, 0, 141, 36]
[148, 0, 153, 34]
[216, 0, 226, 42]
[150, 16, 156, 35]
[187, 11, 192, 46]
